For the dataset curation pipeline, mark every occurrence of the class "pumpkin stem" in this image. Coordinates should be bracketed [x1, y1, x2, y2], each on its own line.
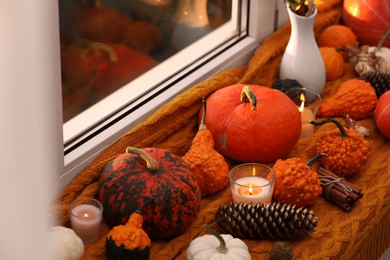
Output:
[125, 147, 160, 172]
[377, 27, 390, 50]
[203, 224, 228, 254]
[76, 39, 118, 62]
[240, 86, 257, 111]
[88, 41, 118, 62]
[309, 119, 348, 139]
[199, 98, 207, 130]
[306, 153, 326, 167]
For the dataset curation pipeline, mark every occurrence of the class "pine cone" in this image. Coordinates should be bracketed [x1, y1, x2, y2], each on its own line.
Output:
[215, 202, 318, 240]
[361, 71, 390, 98]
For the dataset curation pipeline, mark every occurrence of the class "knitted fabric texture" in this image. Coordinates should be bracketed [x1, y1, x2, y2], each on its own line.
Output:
[54, 0, 390, 259]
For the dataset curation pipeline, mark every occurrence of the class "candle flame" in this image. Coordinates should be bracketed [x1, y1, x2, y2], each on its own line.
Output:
[249, 184, 253, 195]
[299, 93, 306, 113]
[83, 213, 89, 221]
[237, 183, 263, 196]
[347, 3, 360, 17]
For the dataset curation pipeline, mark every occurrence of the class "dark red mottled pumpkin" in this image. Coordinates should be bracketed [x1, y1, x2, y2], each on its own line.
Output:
[98, 147, 201, 240]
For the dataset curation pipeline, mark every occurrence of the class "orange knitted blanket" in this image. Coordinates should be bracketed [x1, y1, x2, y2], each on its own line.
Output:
[54, 1, 390, 259]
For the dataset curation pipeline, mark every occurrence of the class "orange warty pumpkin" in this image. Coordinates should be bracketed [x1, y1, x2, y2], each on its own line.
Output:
[272, 156, 323, 207]
[320, 47, 345, 81]
[182, 99, 229, 196]
[310, 119, 370, 177]
[106, 212, 151, 260]
[319, 78, 377, 120]
[202, 84, 301, 163]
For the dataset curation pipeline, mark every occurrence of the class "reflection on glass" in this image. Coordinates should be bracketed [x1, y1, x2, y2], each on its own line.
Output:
[59, 0, 232, 122]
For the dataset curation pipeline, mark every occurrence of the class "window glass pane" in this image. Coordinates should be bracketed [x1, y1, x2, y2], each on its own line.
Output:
[59, 0, 232, 123]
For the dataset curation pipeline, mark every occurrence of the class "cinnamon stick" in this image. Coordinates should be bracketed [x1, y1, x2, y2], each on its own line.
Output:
[318, 167, 363, 198]
[321, 187, 353, 212]
[317, 167, 363, 212]
[323, 185, 354, 205]
[318, 172, 360, 202]
[329, 196, 353, 212]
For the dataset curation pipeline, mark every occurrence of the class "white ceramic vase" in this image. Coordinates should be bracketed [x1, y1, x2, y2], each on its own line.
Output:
[279, 7, 326, 96]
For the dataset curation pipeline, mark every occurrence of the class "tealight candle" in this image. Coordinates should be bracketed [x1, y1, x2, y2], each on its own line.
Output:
[70, 198, 103, 243]
[232, 176, 273, 203]
[298, 100, 315, 138]
[229, 163, 276, 204]
[285, 88, 322, 138]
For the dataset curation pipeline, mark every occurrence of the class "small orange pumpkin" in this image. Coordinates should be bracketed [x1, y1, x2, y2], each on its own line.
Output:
[310, 118, 370, 177]
[318, 25, 358, 61]
[106, 211, 151, 260]
[318, 25, 357, 48]
[319, 78, 377, 120]
[320, 47, 345, 81]
[182, 98, 229, 196]
[272, 154, 324, 208]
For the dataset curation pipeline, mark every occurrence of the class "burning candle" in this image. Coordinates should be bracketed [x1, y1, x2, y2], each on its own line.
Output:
[70, 198, 103, 243]
[229, 163, 276, 204]
[298, 93, 315, 138]
[237, 182, 262, 196]
[285, 88, 322, 139]
[233, 176, 273, 203]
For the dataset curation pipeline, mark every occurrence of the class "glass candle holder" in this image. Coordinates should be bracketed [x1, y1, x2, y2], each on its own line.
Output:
[70, 198, 103, 243]
[285, 87, 322, 138]
[229, 163, 276, 204]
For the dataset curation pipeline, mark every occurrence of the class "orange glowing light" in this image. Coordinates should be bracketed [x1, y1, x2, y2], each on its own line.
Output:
[238, 183, 263, 196]
[314, 0, 326, 6]
[299, 93, 306, 113]
[249, 185, 253, 195]
[347, 3, 360, 17]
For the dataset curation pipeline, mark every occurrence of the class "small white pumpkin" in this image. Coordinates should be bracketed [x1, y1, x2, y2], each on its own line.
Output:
[186, 225, 251, 260]
[47, 226, 85, 260]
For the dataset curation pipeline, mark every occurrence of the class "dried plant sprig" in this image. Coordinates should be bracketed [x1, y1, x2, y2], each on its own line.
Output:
[285, 0, 316, 16]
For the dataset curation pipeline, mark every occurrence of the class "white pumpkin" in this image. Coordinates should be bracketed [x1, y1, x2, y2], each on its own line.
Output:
[186, 225, 251, 260]
[47, 226, 84, 260]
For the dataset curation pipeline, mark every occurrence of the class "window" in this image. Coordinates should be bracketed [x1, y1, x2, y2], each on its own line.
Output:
[59, 0, 234, 123]
[60, 0, 288, 191]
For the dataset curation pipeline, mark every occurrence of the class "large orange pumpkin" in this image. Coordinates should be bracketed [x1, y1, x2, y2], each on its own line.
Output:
[375, 90, 390, 139]
[202, 84, 301, 163]
[342, 0, 390, 47]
